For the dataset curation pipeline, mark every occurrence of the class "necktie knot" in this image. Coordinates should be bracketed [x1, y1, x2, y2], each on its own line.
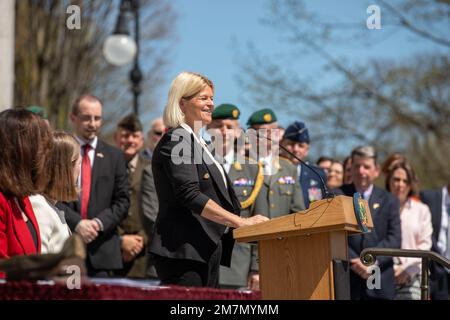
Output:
[83, 144, 91, 153]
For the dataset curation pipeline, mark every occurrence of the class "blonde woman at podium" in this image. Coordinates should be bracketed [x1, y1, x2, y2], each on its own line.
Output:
[148, 72, 268, 288]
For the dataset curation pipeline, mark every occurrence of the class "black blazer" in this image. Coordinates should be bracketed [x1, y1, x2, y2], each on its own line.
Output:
[420, 188, 448, 299]
[57, 140, 130, 270]
[149, 126, 241, 267]
[334, 184, 401, 300]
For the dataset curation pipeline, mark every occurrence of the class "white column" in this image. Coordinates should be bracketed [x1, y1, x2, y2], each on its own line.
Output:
[0, 0, 15, 110]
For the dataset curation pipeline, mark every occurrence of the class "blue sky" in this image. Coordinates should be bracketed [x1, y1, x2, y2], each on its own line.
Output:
[143, 0, 446, 140]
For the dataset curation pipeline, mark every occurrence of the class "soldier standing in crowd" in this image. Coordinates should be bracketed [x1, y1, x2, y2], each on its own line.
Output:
[206, 104, 264, 289]
[114, 114, 150, 279]
[280, 121, 327, 208]
[244, 108, 305, 290]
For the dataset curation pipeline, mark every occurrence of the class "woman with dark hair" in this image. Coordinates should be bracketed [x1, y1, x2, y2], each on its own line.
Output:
[0, 109, 53, 266]
[342, 156, 353, 185]
[385, 161, 432, 300]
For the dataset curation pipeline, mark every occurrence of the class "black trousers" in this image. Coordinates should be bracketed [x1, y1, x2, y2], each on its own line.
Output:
[154, 242, 222, 288]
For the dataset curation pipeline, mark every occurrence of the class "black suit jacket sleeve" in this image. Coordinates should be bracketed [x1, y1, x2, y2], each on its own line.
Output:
[95, 150, 129, 234]
[372, 195, 401, 268]
[56, 202, 81, 231]
[159, 133, 210, 215]
[140, 164, 158, 237]
[56, 145, 129, 234]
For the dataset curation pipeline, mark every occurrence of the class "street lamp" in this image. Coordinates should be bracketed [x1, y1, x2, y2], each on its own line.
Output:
[103, 0, 142, 115]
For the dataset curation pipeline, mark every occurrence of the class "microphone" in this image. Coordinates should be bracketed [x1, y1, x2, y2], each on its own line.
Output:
[248, 129, 333, 200]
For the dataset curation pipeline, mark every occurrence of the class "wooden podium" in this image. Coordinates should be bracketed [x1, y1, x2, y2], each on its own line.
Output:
[234, 195, 373, 300]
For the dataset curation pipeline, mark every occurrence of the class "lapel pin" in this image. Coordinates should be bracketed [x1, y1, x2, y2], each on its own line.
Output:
[97, 153, 104, 158]
[373, 203, 380, 209]
[203, 173, 210, 180]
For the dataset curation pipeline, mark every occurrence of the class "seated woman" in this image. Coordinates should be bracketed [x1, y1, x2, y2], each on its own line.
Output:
[0, 109, 53, 265]
[385, 160, 433, 300]
[30, 131, 81, 254]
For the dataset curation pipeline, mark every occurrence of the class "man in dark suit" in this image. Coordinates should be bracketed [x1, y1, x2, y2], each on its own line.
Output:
[58, 94, 130, 277]
[420, 184, 450, 300]
[114, 114, 151, 279]
[334, 146, 401, 300]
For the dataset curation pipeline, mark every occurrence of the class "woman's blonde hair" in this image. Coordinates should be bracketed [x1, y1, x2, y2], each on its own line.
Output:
[44, 131, 80, 202]
[163, 71, 214, 128]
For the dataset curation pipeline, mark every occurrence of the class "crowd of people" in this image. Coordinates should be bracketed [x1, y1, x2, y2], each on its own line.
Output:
[0, 71, 448, 300]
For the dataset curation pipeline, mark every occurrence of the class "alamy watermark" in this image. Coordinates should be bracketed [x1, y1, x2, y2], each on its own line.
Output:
[169, 121, 281, 174]
[64, 265, 81, 289]
[66, 5, 81, 30]
[367, 5, 382, 30]
[366, 265, 381, 290]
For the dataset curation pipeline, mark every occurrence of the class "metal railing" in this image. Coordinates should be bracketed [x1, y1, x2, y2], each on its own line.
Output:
[360, 248, 450, 300]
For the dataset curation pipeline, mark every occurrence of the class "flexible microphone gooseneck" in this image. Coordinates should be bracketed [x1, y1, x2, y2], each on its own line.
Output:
[249, 130, 334, 200]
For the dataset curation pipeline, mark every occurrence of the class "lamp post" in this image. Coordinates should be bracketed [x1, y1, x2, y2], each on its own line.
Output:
[103, 0, 142, 115]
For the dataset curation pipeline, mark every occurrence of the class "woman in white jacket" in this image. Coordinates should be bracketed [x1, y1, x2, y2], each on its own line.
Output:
[385, 160, 433, 300]
[30, 131, 81, 253]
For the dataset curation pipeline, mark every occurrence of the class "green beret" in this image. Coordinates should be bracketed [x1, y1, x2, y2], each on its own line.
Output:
[247, 108, 277, 126]
[212, 103, 240, 120]
[27, 105, 47, 119]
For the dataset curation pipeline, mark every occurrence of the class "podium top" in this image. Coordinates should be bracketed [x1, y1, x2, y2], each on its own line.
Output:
[234, 195, 373, 243]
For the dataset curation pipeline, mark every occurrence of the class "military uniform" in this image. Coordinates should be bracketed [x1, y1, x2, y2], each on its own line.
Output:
[215, 107, 305, 288]
[283, 121, 327, 208]
[116, 154, 150, 278]
[299, 162, 327, 208]
[114, 115, 150, 279]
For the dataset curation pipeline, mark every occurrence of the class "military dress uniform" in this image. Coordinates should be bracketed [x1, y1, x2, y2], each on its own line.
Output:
[215, 106, 306, 288]
[283, 121, 327, 208]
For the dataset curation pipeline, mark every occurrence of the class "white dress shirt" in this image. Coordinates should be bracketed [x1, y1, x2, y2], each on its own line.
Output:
[223, 149, 235, 174]
[75, 136, 98, 189]
[260, 154, 274, 176]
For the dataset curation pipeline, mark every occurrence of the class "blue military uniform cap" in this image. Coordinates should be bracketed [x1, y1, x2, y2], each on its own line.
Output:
[283, 121, 310, 144]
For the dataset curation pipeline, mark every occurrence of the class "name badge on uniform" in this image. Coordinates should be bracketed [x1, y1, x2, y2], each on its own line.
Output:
[233, 178, 254, 186]
[278, 176, 295, 185]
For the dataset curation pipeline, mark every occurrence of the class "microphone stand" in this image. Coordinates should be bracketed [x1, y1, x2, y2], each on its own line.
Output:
[249, 130, 334, 200]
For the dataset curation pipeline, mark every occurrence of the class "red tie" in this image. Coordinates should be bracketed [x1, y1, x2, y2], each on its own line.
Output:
[81, 144, 92, 219]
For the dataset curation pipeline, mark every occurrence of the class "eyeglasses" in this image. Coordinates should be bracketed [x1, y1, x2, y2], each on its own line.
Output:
[153, 130, 163, 136]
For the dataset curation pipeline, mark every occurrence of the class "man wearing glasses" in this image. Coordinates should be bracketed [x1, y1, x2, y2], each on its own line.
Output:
[57, 94, 130, 277]
[142, 117, 166, 161]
